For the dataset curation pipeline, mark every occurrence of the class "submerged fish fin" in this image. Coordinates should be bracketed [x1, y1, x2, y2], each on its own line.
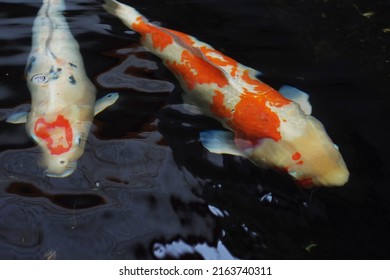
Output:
[6, 111, 28, 124]
[200, 130, 243, 156]
[279, 85, 312, 115]
[94, 92, 119, 116]
[167, 103, 204, 115]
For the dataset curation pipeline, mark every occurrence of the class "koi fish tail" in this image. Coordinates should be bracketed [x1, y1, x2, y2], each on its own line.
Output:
[103, 0, 147, 29]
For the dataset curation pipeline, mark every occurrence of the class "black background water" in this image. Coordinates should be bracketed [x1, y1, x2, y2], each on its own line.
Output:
[0, 0, 390, 259]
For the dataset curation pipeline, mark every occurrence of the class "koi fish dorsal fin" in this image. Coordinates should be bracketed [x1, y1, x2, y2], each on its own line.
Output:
[278, 85, 312, 115]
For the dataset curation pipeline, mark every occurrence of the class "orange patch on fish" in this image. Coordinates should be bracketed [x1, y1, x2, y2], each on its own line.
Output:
[34, 115, 73, 155]
[132, 17, 173, 51]
[166, 50, 229, 90]
[211, 90, 232, 118]
[230, 91, 284, 141]
[169, 30, 196, 46]
[200, 46, 239, 76]
[241, 71, 291, 106]
[292, 152, 301, 161]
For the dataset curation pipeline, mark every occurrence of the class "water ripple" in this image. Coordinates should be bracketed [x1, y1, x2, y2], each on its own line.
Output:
[0, 147, 43, 180]
[96, 47, 175, 93]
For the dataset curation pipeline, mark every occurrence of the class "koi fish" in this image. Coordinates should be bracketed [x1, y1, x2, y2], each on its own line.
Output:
[6, 0, 118, 177]
[103, 0, 349, 186]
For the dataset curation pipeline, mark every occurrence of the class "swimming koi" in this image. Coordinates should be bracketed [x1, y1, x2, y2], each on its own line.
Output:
[7, 0, 118, 177]
[103, 0, 349, 186]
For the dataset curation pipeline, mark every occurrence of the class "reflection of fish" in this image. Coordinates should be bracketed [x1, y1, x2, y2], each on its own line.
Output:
[104, 0, 349, 186]
[7, 0, 118, 177]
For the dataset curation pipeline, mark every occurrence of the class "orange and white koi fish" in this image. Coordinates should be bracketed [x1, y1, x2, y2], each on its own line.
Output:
[103, 0, 349, 186]
[7, 0, 118, 177]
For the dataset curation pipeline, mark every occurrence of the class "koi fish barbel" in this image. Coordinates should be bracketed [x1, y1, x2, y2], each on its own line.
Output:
[103, 0, 349, 186]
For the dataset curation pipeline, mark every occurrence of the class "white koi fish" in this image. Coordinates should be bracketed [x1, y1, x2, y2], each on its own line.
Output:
[7, 0, 118, 177]
[103, 0, 349, 186]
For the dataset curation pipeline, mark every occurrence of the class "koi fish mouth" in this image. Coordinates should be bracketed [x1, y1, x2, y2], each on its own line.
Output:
[45, 163, 77, 178]
[34, 114, 73, 155]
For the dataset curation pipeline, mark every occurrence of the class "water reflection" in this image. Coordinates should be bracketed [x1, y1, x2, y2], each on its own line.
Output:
[96, 46, 174, 93]
[0, 134, 224, 259]
[1, 0, 390, 260]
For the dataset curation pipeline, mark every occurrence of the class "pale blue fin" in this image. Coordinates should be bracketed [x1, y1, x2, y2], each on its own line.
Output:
[279, 85, 312, 115]
[94, 92, 119, 116]
[6, 111, 28, 124]
[167, 103, 204, 115]
[200, 130, 243, 156]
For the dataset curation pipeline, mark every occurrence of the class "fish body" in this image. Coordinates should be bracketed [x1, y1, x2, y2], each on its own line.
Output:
[7, 0, 118, 177]
[104, 0, 349, 186]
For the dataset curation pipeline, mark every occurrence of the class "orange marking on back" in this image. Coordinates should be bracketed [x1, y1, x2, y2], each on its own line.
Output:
[166, 50, 229, 90]
[34, 115, 73, 155]
[242, 70, 291, 107]
[211, 90, 232, 118]
[230, 91, 283, 141]
[132, 17, 173, 51]
[169, 30, 196, 46]
[199, 46, 239, 77]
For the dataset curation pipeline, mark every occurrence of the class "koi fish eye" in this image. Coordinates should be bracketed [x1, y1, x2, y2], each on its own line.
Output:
[31, 74, 49, 84]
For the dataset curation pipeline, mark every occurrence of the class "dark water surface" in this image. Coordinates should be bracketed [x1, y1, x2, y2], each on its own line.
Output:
[1, 0, 390, 259]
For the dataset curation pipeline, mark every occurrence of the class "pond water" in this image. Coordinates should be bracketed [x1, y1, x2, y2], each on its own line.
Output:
[0, 0, 390, 259]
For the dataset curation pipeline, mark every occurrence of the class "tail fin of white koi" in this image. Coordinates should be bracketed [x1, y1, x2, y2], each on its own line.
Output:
[103, 0, 147, 28]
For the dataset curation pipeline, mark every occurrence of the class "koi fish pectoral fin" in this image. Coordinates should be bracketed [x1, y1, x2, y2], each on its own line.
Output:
[6, 111, 28, 124]
[167, 103, 205, 116]
[4, 104, 32, 124]
[199, 130, 244, 156]
[94, 92, 119, 116]
[278, 85, 312, 115]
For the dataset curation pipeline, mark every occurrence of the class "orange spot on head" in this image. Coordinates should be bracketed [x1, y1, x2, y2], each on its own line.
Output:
[166, 50, 229, 90]
[292, 152, 301, 161]
[297, 160, 304, 165]
[132, 17, 173, 51]
[34, 115, 73, 155]
[211, 90, 232, 118]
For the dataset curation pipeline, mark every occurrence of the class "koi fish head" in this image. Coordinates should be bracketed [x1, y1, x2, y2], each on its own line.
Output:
[30, 114, 91, 178]
[245, 102, 349, 187]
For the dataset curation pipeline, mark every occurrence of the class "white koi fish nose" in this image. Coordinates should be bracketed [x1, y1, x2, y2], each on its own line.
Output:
[312, 165, 349, 187]
[44, 159, 77, 178]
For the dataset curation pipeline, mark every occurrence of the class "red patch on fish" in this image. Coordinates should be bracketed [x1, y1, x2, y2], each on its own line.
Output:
[169, 30, 196, 46]
[211, 90, 232, 118]
[199, 46, 239, 76]
[132, 17, 173, 51]
[166, 50, 229, 90]
[34, 115, 73, 155]
[292, 152, 301, 161]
